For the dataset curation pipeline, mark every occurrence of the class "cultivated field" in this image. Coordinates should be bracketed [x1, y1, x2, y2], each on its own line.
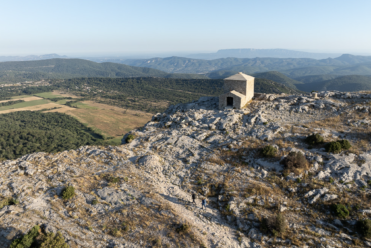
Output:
[0, 91, 152, 145]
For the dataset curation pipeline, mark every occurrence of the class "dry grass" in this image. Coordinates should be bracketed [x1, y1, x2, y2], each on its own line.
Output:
[0, 93, 153, 140]
[0, 96, 43, 103]
[68, 101, 152, 136]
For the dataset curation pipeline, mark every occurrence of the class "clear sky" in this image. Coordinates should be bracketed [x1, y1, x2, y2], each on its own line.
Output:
[1, 0, 370, 56]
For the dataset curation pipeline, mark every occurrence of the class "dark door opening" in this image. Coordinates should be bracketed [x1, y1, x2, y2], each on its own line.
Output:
[227, 97, 233, 106]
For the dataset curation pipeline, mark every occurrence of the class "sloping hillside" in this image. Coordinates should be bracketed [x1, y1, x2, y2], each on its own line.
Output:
[2, 91, 371, 247]
[0, 59, 207, 83]
[253, 71, 303, 89]
[121, 54, 371, 76]
[296, 75, 371, 92]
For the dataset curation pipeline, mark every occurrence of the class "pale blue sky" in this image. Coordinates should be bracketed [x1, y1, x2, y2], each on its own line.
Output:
[1, 0, 370, 56]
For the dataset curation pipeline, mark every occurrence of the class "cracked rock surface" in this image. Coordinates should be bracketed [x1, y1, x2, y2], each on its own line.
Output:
[1, 91, 371, 247]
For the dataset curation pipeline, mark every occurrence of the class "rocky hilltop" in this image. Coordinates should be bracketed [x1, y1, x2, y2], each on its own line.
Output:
[1, 91, 371, 247]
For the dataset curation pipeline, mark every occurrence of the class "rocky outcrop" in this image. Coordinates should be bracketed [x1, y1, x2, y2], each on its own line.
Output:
[2, 91, 371, 247]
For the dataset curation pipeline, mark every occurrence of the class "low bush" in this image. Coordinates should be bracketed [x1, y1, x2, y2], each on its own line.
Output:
[176, 224, 190, 233]
[331, 204, 349, 218]
[91, 199, 98, 205]
[305, 133, 324, 145]
[280, 151, 309, 174]
[339, 139, 351, 149]
[325, 142, 342, 153]
[261, 212, 286, 235]
[11, 225, 69, 248]
[356, 219, 371, 238]
[325, 139, 351, 153]
[10, 225, 40, 248]
[0, 197, 19, 209]
[125, 134, 135, 143]
[103, 174, 120, 184]
[39, 232, 69, 248]
[61, 186, 75, 200]
[261, 145, 277, 158]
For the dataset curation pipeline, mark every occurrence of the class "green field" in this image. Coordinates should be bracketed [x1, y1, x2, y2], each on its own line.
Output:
[68, 102, 98, 109]
[34, 92, 63, 98]
[0, 99, 50, 111]
[56, 99, 68, 104]
[10, 95, 33, 99]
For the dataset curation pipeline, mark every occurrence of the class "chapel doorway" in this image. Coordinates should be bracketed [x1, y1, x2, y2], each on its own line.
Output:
[227, 97, 233, 106]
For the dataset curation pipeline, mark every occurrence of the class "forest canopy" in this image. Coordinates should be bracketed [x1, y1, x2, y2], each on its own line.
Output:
[0, 111, 105, 160]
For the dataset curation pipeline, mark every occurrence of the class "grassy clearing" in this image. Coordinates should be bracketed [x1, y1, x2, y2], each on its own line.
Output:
[0, 99, 50, 111]
[0, 93, 152, 143]
[68, 101, 98, 109]
[68, 101, 152, 137]
[34, 91, 63, 98]
[10, 95, 32, 99]
[105, 136, 123, 146]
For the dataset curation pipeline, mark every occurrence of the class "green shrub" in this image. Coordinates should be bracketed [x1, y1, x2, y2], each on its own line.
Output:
[10, 225, 40, 248]
[329, 177, 334, 183]
[305, 133, 324, 145]
[261, 145, 277, 158]
[0, 197, 19, 209]
[125, 134, 135, 143]
[325, 140, 351, 153]
[339, 139, 351, 150]
[331, 204, 349, 218]
[61, 186, 75, 200]
[325, 142, 342, 153]
[0, 198, 9, 209]
[106, 176, 120, 184]
[91, 199, 98, 205]
[176, 224, 190, 233]
[261, 212, 286, 235]
[280, 152, 308, 174]
[356, 219, 371, 238]
[39, 232, 69, 248]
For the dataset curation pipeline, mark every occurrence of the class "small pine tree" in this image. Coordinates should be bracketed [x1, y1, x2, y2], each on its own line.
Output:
[261, 145, 277, 158]
[10, 225, 40, 248]
[331, 204, 349, 218]
[325, 142, 342, 153]
[338, 139, 351, 150]
[305, 133, 324, 145]
[356, 219, 371, 238]
[39, 232, 69, 248]
[125, 134, 135, 143]
[61, 186, 75, 200]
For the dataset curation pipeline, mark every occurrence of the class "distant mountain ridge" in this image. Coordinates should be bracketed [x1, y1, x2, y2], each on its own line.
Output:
[0, 53, 67, 62]
[2, 57, 371, 93]
[187, 48, 342, 60]
[296, 75, 371, 92]
[0, 58, 208, 83]
[122, 54, 371, 75]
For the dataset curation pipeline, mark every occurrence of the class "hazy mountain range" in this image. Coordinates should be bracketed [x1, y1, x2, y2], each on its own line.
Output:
[121, 54, 371, 75]
[1, 55, 371, 93]
[0, 53, 67, 62]
[0, 58, 208, 83]
[187, 48, 342, 60]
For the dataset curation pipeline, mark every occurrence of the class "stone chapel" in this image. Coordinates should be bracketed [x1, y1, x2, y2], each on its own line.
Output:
[218, 72, 255, 109]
